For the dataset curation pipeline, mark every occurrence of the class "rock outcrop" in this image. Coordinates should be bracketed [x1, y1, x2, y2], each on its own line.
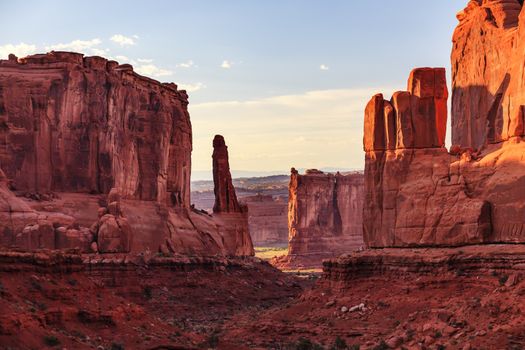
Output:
[0, 52, 253, 257]
[0, 51, 191, 206]
[363, 1, 525, 248]
[452, 0, 525, 149]
[212, 135, 242, 213]
[281, 169, 364, 267]
[240, 194, 288, 246]
[210, 135, 254, 256]
[364, 68, 492, 247]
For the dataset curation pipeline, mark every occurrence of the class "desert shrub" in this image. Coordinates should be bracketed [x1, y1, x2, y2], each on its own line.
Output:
[331, 336, 348, 350]
[30, 279, 42, 291]
[43, 335, 60, 346]
[111, 342, 125, 350]
[143, 286, 153, 300]
[203, 333, 219, 348]
[499, 274, 509, 286]
[373, 341, 388, 350]
[295, 338, 323, 350]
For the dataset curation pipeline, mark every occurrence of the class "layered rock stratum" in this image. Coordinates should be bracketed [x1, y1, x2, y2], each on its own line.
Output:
[276, 169, 364, 268]
[0, 51, 253, 256]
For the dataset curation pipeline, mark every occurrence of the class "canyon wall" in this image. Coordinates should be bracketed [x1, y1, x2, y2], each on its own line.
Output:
[240, 194, 288, 246]
[0, 51, 191, 206]
[284, 169, 364, 266]
[0, 51, 253, 257]
[363, 0, 525, 248]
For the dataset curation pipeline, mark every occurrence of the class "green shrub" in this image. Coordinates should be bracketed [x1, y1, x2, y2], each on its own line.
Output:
[43, 335, 60, 347]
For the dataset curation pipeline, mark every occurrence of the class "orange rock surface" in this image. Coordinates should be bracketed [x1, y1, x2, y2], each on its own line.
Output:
[279, 169, 364, 268]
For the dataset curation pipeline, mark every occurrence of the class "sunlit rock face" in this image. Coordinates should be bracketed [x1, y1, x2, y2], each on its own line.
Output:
[452, 0, 525, 149]
[364, 2, 525, 247]
[0, 51, 192, 206]
[286, 169, 364, 265]
[0, 52, 253, 257]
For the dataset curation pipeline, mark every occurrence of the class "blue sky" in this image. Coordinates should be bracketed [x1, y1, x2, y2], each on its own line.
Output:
[0, 1, 466, 177]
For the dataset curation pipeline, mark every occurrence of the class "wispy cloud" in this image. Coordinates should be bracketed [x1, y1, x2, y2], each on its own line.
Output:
[177, 60, 195, 69]
[190, 87, 394, 172]
[220, 60, 232, 69]
[0, 43, 38, 58]
[137, 58, 153, 63]
[134, 63, 173, 77]
[45, 38, 102, 53]
[320, 64, 329, 71]
[178, 82, 206, 92]
[110, 34, 136, 47]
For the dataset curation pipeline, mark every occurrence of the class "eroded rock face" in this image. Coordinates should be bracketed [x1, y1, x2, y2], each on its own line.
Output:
[211, 135, 254, 256]
[285, 169, 364, 266]
[0, 51, 191, 207]
[452, 0, 525, 149]
[240, 195, 288, 246]
[0, 52, 253, 257]
[212, 135, 241, 213]
[364, 68, 493, 247]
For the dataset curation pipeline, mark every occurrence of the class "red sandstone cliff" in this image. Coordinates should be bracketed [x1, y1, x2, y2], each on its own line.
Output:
[452, 0, 525, 149]
[364, 1, 525, 248]
[284, 169, 364, 267]
[0, 51, 253, 257]
[240, 194, 288, 246]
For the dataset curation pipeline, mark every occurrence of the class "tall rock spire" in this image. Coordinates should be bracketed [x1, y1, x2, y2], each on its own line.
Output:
[212, 135, 242, 213]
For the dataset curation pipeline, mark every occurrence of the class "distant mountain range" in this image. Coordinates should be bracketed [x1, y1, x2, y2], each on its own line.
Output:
[191, 167, 362, 181]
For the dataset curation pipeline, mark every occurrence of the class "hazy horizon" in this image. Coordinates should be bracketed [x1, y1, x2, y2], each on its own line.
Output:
[0, 0, 466, 173]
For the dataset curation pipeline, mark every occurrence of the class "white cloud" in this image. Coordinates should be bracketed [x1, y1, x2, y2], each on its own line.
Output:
[178, 82, 206, 92]
[320, 64, 329, 71]
[45, 38, 103, 54]
[177, 60, 195, 69]
[134, 64, 173, 78]
[114, 55, 130, 62]
[132, 35, 140, 39]
[137, 58, 153, 63]
[90, 48, 109, 56]
[0, 43, 38, 59]
[110, 34, 136, 47]
[221, 60, 232, 69]
[190, 87, 395, 173]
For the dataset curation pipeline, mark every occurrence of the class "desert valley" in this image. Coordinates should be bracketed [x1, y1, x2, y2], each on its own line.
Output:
[3, 1, 525, 349]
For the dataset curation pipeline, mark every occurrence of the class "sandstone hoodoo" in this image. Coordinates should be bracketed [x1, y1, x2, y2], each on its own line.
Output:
[0, 51, 253, 257]
[278, 168, 364, 268]
[211, 135, 254, 256]
[212, 135, 242, 213]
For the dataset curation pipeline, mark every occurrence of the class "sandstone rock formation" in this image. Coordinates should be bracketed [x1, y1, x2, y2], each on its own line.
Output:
[0, 52, 253, 257]
[364, 1, 525, 247]
[210, 135, 254, 256]
[452, 0, 525, 149]
[283, 169, 364, 266]
[0, 51, 191, 206]
[212, 135, 241, 213]
[240, 194, 288, 246]
[364, 68, 493, 247]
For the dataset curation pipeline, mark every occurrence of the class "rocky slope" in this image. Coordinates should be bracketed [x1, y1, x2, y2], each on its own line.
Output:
[0, 251, 301, 350]
[0, 51, 253, 257]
